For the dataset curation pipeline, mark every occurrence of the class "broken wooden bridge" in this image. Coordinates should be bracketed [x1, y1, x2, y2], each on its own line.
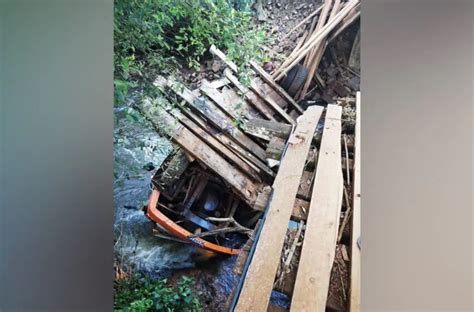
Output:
[142, 46, 360, 311]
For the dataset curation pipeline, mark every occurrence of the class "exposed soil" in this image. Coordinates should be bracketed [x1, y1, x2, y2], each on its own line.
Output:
[258, 0, 324, 55]
[257, 0, 360, 104]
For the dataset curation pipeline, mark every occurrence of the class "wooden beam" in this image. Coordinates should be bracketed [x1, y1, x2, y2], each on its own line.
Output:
[140, 98, 260, 206]
[328, 4, 360, 43]
[221, 86, 258, 117]
[176, 104, 276, 181]
[164, 106, 264, 183]
[278, 5, 324, 42]
[200, 80, 251, 121]
[253, 197, 309, 222]
[349, 92, 361, 312]
[250, 61, 304, 114]
[208, 77, 230, 89]
[158, 76, 268, 162]
[210, 44, 238, 72]
[234, 106, 324, 312]
[244, 118, 292, 142]
[259, 80, 288, 108]
[249, 79, 296, 125]
[224, 69, 276, 120]
[290, 104, 343, 311]
[300, 0, 340, 98]
[209, 46, 295, 124]
[266, 137, 286, 160]
[273, 0, 360, 81]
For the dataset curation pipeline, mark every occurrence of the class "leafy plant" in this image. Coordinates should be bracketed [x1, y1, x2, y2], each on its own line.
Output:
[114, 0, 267, 105]
[114, 274, 201, 312]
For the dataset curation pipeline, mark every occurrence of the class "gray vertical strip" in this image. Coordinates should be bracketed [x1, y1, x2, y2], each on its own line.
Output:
[363, 1, 473, 311]
[0, 5, 5, 309]
[0, 1, 113, 311]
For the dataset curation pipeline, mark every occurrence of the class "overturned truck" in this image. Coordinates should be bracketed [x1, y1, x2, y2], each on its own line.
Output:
[141, 47, 305, 255]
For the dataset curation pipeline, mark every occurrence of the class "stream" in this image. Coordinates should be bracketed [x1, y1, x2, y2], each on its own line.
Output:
[113, 98, 240, 310]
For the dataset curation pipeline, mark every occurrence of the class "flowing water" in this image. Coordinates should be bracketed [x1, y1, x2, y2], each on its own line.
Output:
[114, 98, 240, 309]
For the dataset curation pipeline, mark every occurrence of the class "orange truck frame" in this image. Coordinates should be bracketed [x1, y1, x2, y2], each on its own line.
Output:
[145, 189, 240, 256]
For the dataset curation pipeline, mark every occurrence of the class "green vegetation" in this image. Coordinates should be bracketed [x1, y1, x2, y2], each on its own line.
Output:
[114, 275, 201, 312]
[114, 0, 267, 105]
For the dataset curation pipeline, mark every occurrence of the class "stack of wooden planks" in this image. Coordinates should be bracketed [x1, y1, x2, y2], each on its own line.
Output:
[140, 42, 360, 310]
[230, 93, 361, 312]
[140, 46, 309, 212]
[272, 0, 361, 100]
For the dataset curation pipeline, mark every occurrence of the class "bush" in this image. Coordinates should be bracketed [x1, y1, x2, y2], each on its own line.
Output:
[114, 0, 267, 105]
[114, 274, 201, 312]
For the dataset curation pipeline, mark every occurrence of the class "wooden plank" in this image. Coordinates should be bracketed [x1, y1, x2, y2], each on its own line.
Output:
[139, 98, 259, 206]
[250, 60, 304, 114]
[200, 80, 250, 121]
[290, 104, 343, 312]
[273, 0, 360, 81]
[221, 86, 259, 118]
[209, 46, 292, 123]
[173, 130, 260, 206]
[328, 4, 360, 43]
[314, 132, 354, 151]
[266, 137, 286, 160]
[209, 45, 301, 120]
[349, 92, 360, 312]
[165, 106, 264, 183]
[245, 118, 292, 141]
[224, 69, 276, 121]
[260, 82, 287, 109]
[158, 76, 268, 162]
[177, 105, 276, 182]
[253, 197, 309, 222]
[208, 77, 230, 89]
[278, 6, 324, 42]
[234, 106, 324, 312]
[300, 0, 337, 97]
[249, 79, 296, 125]
[210, 44, 238, 72]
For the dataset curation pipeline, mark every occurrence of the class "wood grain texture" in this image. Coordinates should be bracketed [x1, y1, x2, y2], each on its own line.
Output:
[200, 80, 253, 121]
[164, 76, 268, 162]
[290, 104, 343, 312]
[177, 105, 276, 182]
[273, 0, 359, 81]
[245, 118, 292, 142]
[349, 92, 360, 312]
[249, 79, 296, 125]
[209, 46, 293, 123]
[224, 69, 276, 120]
[250, 61, 304, 114]
[234, 105, 324, 312]
[166, 106, 263, 183]
[140, 98, 259, 205]
[174, 128, 260, 205]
